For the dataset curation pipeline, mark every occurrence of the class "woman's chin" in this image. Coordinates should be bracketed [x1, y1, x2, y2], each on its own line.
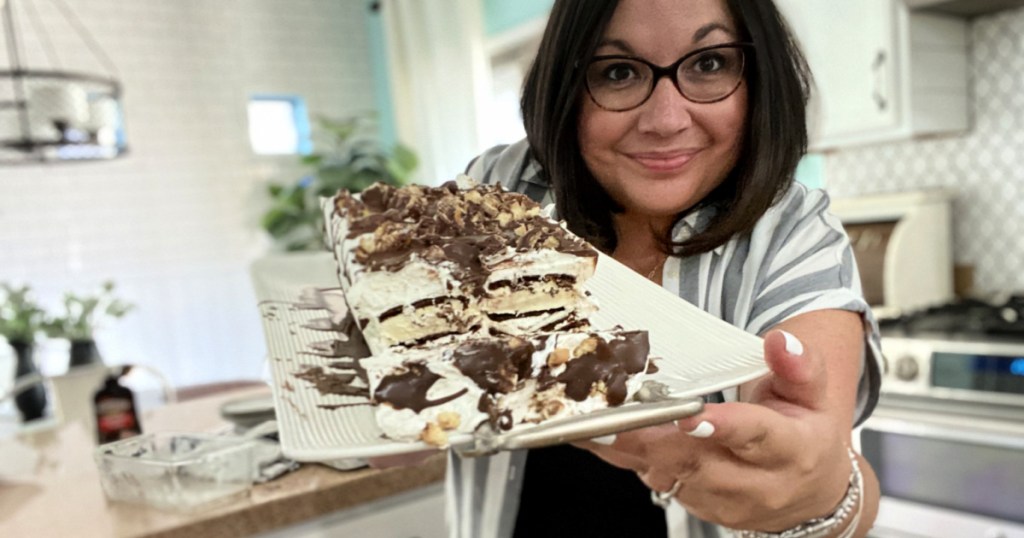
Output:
[619, 192, 701, 220]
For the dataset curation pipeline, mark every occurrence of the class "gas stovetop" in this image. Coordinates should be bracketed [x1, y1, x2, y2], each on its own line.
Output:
[879, 295, 1024, 342]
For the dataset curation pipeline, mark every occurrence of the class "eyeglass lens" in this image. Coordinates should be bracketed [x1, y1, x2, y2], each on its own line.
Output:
[585, 45, 746, 111]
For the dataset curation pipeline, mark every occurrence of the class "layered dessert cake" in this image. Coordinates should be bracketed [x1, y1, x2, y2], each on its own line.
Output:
[322, 178, 599, 355]
[320, 178, 653, 446]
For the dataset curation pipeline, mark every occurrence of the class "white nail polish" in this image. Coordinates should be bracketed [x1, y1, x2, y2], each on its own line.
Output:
[781, 330, 804, 356]
[591, 434, 617, 445]
[686, 421, 715, 438]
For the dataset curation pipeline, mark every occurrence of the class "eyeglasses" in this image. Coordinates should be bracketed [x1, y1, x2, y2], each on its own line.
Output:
[584, 42, 753, 112]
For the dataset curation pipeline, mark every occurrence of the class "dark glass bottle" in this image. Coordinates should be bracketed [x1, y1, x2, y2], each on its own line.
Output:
[94, 367, 141, 444]
[11, 341, 47, 422]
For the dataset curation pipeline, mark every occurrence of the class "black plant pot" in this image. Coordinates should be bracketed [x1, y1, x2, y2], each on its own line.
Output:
[69, 340, 103, 368]
[10, 341, 48, 422]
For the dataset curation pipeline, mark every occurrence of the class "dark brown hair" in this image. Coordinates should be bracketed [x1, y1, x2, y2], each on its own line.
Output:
[520, 0, 811, 256]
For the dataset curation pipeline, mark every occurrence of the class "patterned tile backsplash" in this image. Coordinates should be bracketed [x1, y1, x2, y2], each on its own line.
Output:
[825, 7, 1024, 296]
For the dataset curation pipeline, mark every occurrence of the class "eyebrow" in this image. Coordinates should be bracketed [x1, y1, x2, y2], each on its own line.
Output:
[597, 22, 737, 53]
[693, 22, 734, 43]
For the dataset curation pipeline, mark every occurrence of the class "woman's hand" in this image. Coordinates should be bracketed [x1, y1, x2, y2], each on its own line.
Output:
[577, 309, 869, 533]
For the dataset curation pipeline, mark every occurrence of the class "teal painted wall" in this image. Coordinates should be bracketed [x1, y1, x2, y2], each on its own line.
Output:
[483, 0, 553, 35]
[794, 153, 825, 190]
[366, 1, 397, 147]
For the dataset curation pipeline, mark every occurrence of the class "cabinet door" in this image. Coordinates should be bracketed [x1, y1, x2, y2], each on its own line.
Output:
[776, 0, 901, 146]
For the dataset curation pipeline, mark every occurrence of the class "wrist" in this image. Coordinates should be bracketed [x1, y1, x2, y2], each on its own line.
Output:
[726, 447, 864, 538]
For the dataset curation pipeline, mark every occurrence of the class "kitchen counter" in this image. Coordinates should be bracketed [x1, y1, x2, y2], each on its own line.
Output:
[0, 386, 447, 538]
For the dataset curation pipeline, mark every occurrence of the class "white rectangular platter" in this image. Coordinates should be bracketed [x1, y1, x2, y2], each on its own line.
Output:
[251, 251, 767, 462]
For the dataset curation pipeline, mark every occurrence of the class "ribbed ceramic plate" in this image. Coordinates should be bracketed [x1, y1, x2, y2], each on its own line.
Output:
[251, 252, 767, 462]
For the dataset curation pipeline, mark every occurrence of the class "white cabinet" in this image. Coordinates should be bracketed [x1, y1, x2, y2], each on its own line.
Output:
[776, 0, 969, 150]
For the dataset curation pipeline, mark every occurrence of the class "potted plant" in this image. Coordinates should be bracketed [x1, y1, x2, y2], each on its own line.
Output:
[261, 113, 418, 251]
[43, 281, 133, 368]
[0, 283, 49, 421]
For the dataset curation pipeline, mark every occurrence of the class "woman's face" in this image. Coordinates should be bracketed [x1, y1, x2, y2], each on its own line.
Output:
[578, 0, 748, 221]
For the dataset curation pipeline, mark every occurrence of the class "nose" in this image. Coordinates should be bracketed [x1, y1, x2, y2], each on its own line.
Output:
[636, 77, 693, 136]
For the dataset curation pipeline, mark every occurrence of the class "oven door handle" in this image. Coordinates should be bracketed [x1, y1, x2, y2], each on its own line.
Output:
[863, 414, 1024, 450]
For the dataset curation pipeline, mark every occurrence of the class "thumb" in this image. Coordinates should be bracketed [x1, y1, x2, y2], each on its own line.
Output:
[761, 330, 825, 410]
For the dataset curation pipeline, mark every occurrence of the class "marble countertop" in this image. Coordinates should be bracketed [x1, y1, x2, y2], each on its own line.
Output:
[0, 386, 446, 537]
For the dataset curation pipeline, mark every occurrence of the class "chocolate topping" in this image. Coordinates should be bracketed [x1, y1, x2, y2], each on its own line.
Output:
[334, 182, 597, 281]
[374, 363, 469, 413]
[452, 338, 537, 394]
[555, 331, 650, 405]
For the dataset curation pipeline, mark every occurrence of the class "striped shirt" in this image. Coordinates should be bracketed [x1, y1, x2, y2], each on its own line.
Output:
[446, 139, 884, 538]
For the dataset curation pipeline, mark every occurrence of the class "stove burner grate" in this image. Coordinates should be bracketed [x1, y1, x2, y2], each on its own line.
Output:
[879, 295, 1024, 338]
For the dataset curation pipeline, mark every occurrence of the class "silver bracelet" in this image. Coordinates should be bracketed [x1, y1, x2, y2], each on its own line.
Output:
[727, 448, 863, 538]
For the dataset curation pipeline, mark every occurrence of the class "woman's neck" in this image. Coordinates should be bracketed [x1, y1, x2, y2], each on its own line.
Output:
[611, 212, 672, 275]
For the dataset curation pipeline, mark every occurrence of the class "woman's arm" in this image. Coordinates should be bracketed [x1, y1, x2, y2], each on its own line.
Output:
[732, 309, 880, 536]
[579, 308, 880, 536]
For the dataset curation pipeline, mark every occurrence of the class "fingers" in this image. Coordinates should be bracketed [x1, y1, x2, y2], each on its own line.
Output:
[574, 423, 685, 473]
[674, 401, 803, 465]
[762, 330, 827, 410]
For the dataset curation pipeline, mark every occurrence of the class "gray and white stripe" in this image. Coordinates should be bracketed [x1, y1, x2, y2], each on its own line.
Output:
[446, 140, 883, 538]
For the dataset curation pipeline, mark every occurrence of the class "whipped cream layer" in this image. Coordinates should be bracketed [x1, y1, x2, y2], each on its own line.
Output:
[363, 330, 651, 445]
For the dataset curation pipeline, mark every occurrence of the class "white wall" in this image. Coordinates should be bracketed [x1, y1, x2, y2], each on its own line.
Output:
[0, 0, 377, 387]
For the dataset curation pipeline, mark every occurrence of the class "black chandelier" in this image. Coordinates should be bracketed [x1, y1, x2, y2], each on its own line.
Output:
[1, 0, 127, 164]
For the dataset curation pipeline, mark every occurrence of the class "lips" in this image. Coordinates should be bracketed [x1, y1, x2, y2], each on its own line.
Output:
[627, 150, 701, 172]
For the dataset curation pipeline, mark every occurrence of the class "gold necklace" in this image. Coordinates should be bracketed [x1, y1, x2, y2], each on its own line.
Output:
[646, 254, 668, 281]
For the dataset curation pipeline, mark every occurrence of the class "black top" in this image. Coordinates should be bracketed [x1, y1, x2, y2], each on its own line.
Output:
[513, 444, 668, 538]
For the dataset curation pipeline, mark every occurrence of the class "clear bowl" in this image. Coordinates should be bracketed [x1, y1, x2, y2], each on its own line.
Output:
[94, 432, 255, 512]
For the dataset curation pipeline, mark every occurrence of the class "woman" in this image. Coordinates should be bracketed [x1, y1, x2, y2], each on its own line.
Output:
[451, 0, 884, 536]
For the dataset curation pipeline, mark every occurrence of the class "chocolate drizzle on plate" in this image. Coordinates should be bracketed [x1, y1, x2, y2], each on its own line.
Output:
[294, 367, 369, 399]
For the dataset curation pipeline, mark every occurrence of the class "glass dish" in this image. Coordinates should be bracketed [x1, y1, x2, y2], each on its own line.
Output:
[94, 432, 255, 512]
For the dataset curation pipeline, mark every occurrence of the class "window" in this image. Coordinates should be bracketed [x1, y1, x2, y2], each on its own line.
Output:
[247, 95, 312, 155]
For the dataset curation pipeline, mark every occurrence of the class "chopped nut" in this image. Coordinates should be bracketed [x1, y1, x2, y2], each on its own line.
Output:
[421, 422, 449, 447]
[506, 336, 528, 349]
[590, 380, 608, 397]
[542, 236, 561, 249]
[497, 212, 512, 227]
[509, 201, 526, 220]
[573, 337, 600, 357]
[481, 194, 502, 217]
[437, 412, 461, 430]
[464, 190, 483, 203]
[547, 348, 570, 367]
[358, 235, 376, 254]
[541, 400, 565, 419]
[514, 224, 528, 237]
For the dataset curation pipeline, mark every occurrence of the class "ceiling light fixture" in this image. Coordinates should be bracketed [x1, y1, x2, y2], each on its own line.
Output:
[0, 0, 127, 164]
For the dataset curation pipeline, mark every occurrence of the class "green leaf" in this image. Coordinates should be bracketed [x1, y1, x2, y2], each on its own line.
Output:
[259, 111, 419, 250]
[299, 154, 325, 167]
[392, 143, 419, 172]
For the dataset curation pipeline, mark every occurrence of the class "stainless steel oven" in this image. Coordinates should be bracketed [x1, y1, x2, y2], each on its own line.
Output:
[863, 332, 1024, 538]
